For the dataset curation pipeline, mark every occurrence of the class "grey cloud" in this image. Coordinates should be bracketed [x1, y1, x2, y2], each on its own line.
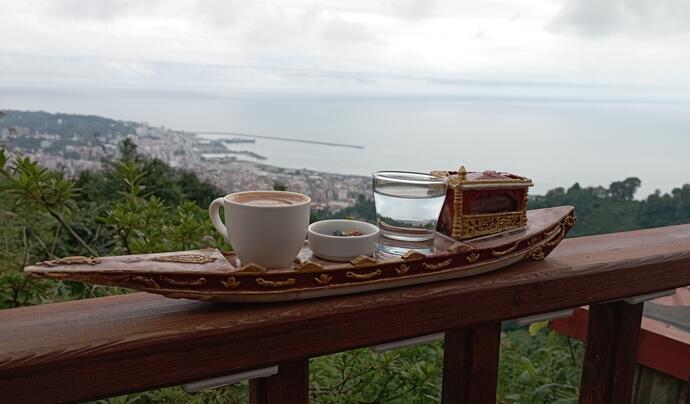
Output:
[190, 0, 253, 27]
[551, 0, 690, 36]
[321, 15, 385, 46]
[43, 0, 165, 20]
[383, 0, 437, 21]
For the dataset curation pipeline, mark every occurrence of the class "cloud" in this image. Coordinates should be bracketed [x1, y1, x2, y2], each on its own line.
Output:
[382, 0, 437, 20]
[43, 0, 165, 20]
[1, 0, 690, 96]
[321, 15, 385, 46]
[551, 0, 690, 37]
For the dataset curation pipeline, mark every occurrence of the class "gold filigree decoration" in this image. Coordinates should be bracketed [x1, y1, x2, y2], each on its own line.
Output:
[448, 242, 475, 254]
[238, 263, 267, 273]
[315, 274, 333, 285]
[466, 252, 481, 264]
[346, 269, 382, 280]
[422, 258, 452, 270]
[528, 247, 546, 261]
[564, 214, 577, 227]
[221, 277, 241, 289]
[256, 278, 296, 288]
[491, 241, 521, 257]
[526, 236, 540, 246]
[543, 227, 567, 249]
[159, 276, 207, 287]
[452, 189, 464, 237]
[294, 260, 324, 271]
[36, 256, 101, 267]
[457, 212, 526, 239]
[458, 165, 468, 181]
[395, 264, 410, 276]
[152, 254, 217, 264]
[131, 275, 160, 289]
[350, 256, 378, 266]
[401, 250, 425, 261]
[542, 225, 562, 240]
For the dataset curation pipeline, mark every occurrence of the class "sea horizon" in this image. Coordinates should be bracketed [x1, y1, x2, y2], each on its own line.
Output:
[2, 87, 689, 198]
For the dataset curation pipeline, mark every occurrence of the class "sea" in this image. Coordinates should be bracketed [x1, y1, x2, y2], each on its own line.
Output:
[2, 87, 689, 198]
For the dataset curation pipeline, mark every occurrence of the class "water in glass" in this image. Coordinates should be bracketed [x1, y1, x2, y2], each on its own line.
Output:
[373, 171, 448, 254]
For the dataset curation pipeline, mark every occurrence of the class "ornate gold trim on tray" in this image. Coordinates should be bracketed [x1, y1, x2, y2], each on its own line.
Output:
[346, 269, 382, 280]
[294, 260, 324, 271]
[422, 258, 452, 270]
[402, 250, 426, 261]
[152, 254, 217, 264]
[315, 274, 333, 285]
[350, 256, 378, 266]
[221, 277, 241, 289]
[448, 242, 475, 254]
[466, 253, 481, 264]
[395, 264, 410, 276]
[159, 276, 207, 287]
[256, 278, 296, 288]
[130, 275, 159, 289]
[238, 263, 267, 273]
[491, 241, 521, 257]
[36, 256, 101, 267]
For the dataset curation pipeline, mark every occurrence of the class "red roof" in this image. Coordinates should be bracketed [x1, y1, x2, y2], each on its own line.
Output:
[550, 287, 690, 381]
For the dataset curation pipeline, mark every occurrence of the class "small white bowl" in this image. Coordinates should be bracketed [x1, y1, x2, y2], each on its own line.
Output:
[308, 219, 380, 262]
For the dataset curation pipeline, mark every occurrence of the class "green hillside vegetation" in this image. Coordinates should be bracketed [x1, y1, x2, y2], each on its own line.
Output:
[1, 110, 138, 139]
[2, 140, 688, 403]
[530, 178, 690, 237]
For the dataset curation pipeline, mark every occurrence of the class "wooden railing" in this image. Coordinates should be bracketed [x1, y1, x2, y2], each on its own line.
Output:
[2, 224, 690, 403]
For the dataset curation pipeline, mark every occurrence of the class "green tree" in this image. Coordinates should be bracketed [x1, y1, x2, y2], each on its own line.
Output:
[0, 150, 97, 256]
[273, 182, 287, 191]
[609, 177, 641, 200]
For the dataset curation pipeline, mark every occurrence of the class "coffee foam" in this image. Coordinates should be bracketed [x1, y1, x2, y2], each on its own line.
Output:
[229, 191, 308, 206]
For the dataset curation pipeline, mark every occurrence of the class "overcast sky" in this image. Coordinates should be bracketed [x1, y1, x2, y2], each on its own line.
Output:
[2, 0, 690, 100]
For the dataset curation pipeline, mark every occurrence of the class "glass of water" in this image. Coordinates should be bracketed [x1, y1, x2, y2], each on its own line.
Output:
[373, 171, 448, 254]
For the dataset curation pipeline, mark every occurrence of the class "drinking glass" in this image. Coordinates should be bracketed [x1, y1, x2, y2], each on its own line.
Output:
[373, 171, 448, 254]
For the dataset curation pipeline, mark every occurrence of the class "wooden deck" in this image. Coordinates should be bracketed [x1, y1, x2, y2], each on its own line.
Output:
[2, 223, 690, 403]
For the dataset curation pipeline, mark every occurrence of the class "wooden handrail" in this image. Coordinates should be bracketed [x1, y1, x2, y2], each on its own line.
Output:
[2, 223, 690, 403]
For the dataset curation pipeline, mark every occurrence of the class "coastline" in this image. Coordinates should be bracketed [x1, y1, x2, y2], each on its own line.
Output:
[0, 110, 371, 213]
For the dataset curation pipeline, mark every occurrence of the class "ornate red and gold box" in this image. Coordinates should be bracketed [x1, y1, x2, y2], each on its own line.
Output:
[431, 166, 533, 240]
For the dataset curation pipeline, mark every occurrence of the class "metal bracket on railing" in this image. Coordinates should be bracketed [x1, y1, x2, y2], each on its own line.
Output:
[623, 289, 676, 305]
[512, 309, 574, 327]
[370, 333, 445, 353]
[182, 366, 279, 393]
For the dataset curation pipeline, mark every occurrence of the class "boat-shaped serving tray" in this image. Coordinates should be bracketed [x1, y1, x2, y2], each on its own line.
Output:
[25, 206, 575, 303]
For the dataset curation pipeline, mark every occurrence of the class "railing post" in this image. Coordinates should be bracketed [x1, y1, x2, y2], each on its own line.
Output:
[442, 321, 502, 404]
[249, 359, 309, 404]
[579, 301, 643, 404]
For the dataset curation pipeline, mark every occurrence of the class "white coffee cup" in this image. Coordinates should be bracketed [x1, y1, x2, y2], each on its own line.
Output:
[209, 190, 311, 269]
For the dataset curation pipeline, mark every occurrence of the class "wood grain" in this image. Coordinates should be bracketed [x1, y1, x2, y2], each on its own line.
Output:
[579, 301, 644, 404]
[442, 322, 502, 404]
[2, 224, 690, 402]
[249, 359, 309, 404]
[550, 306, 690, 381]
[631, 365, 687, 404]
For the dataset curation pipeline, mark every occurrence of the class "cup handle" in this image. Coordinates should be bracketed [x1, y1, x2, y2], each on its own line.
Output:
[209, 197, 229, 242]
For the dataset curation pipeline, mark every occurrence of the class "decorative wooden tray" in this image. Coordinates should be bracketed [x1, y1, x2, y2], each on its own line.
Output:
[25, 206, 575, 303]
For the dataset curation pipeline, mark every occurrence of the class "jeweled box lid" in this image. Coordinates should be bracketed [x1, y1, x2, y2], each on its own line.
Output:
[431, 166, 533, 190]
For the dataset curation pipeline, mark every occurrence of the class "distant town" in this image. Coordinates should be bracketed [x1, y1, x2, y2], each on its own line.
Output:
[0, 110, 371, 212]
